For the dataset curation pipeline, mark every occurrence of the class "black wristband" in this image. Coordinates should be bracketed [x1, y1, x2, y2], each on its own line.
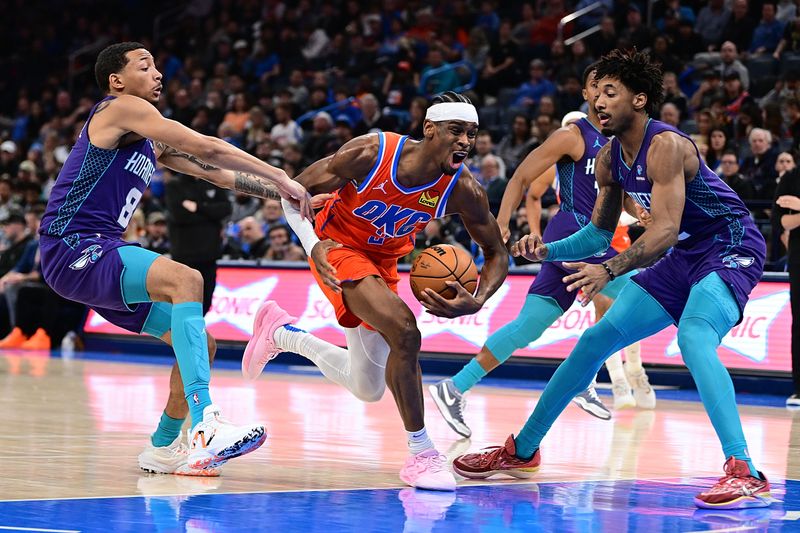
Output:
[601, 262, 616, 281]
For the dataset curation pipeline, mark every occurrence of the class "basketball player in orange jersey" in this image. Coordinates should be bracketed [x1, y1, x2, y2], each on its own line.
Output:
[242, 92, 508, 491]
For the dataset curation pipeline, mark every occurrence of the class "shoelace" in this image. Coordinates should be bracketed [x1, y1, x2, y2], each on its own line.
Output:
[412, 453, 447, 473]
[586, 388, 601, 402]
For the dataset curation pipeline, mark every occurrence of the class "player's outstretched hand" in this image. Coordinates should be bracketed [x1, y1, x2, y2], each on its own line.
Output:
[418, 281, 481, 318]
[276, 178, 315, 221]
[510, 233, 547, 261]
[562, 262, 610, 306]
[311, 193, 335, 208]
[498, 223, 511, 244]
[311, 239, 342, 293]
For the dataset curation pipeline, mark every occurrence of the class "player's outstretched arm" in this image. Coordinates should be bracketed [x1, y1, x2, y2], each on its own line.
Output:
[524, 165, 556, 238]
[294, 134, 380, 194]
[496, 126, 580, 240]
[420, 169, 508, 318]
[108, 95, 315, 219]
[602, 134, 685, 278]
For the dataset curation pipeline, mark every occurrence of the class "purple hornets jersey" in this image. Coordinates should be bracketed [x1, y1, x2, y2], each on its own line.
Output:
[554, 118, 608, 225]
[40, 96, 156, 242]
[610, 119, 750, 251]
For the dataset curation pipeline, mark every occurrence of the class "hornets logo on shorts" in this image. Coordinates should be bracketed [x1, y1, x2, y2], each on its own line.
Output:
[69, 244, 103, 270]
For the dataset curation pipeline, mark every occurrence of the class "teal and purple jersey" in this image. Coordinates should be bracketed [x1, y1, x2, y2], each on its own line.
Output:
[610, 119, 765, 322]
[532, 118, 614, 311]
[40, 96, 159, 334]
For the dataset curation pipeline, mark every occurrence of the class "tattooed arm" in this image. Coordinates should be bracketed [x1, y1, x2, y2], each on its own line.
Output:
[590, 142, 625, 233]
[156, 142, 282, 200]
[602, 134, 685, 278]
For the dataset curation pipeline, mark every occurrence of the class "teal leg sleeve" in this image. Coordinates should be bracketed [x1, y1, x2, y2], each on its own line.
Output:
[117, 245, 161, 305]
[172, 302, 212, 428]
[514, 282, 673, 459]
[599, 269, 638, 300]
[452, 295, 563, 393]
[151, 411, 186, 447]
[679, 272, 758, 477]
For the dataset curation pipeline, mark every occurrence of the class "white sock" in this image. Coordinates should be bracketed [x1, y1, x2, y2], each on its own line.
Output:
[273, 325, 388, 402]
[605, 351, 628, 385]
[408, 427, 435, 455]
[623, 342, 643, 373]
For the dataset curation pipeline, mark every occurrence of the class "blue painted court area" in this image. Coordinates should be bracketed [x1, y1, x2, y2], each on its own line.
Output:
[1, 479, 797, 533]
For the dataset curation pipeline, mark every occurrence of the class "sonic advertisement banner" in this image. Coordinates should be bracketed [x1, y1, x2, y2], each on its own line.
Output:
[84, 266, 792, 373]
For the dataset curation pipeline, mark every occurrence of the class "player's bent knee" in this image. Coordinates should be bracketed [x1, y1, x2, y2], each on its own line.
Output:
[355, 382, 386, 403]
[677, 318, 717, 368]
[385, 316, 421, 356]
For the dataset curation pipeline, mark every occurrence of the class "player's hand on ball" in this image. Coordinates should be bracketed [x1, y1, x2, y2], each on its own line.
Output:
[418, 281, 481, 318]
[311, 239, 343, 293]
[562, 262, 610, 306]
[511, 233, 547, 261]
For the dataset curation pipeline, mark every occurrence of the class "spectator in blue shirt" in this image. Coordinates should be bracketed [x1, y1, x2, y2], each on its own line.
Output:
[514, 59, 557, 107]
[750, 2, 785, 54]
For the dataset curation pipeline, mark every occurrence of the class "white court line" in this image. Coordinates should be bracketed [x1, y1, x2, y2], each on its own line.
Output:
[0, 527, 80, 533]
[1, 475, 797, 504]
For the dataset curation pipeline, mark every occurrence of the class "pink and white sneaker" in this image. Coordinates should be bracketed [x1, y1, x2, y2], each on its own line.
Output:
[242, 300, 296, 380]
[399, 449, 457, 491]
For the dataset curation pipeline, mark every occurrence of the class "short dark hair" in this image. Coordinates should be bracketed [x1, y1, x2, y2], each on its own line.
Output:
[582, 61, 601, 88]
[268, 223, 291, 237]
[721, 149, 739, 159]
[430, 91, 472, 105]
[95, 42, 147, 92]
[594, 49, 664, 117]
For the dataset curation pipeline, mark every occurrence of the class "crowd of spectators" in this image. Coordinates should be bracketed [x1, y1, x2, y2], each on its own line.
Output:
[1, 0, 799, 346]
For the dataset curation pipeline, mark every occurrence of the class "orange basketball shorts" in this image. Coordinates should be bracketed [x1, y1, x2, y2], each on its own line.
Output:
[308, 246, 400, 328]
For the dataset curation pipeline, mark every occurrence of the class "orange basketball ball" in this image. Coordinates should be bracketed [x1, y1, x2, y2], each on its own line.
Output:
[410, 244, 478, 300]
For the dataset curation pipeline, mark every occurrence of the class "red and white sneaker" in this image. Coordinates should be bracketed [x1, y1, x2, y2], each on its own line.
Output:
[399, 449, 457, 491]
[453, 434, 540, 479]
[694, 457, 773, 509]
[188, 404, 267, 470]
[242, 300, 296, 380]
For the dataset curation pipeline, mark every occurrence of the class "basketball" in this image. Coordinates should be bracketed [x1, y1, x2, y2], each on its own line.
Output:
[410, 244, 478, 301]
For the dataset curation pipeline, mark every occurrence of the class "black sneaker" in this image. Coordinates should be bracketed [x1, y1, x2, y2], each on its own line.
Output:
[428, 379, 471, 438]
[572, 387, 612, 420]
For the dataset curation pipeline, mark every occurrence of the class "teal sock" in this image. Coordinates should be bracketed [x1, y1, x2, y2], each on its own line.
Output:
[453, 294, 562, 393]
[151, 411, 186, 447]
[452, 359, 487, 393]
[513, 433, 539, 461]
[171, 302, 212, 428]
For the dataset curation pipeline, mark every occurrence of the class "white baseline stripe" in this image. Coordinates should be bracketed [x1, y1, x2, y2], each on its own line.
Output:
[0, 527, 80, 533]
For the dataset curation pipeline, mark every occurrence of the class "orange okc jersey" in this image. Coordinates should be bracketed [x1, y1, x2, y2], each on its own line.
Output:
[315, 132, 462, 259]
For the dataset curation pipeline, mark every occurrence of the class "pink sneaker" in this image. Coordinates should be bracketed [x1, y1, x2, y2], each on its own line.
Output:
[242, 300, 296, 380]
[399, 449, 457, 491]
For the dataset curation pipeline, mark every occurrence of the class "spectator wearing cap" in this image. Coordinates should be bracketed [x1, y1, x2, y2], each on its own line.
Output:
[139, 211, 170, 256]
[0, 209, 35, 279]
[0, 141, 18, 177]
[750, 2, 785, 55]
[696, 0, 732, 49]
[723, 71, 753, 118]
[721, 0, 758, 54]
[353, 94, 397, 137]
[271, 103, 304, 148]
[334, 114, 355, 144]
[514, 59, 557, 108]
[741, 127, 780, 200]
[302, 112, 338, 163]
[16, 160, 37, 183]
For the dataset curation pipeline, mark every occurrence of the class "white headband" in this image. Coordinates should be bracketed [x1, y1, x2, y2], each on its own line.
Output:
[425, 102, 479, 125]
